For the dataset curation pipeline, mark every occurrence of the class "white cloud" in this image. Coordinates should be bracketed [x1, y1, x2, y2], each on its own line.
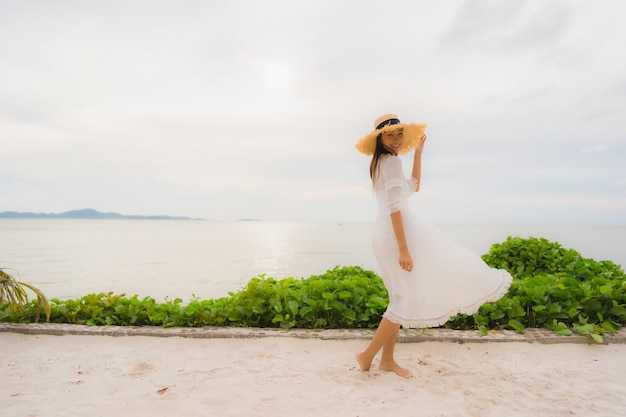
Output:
[0, 0, 625, 225]
[581, 144, 608, 153]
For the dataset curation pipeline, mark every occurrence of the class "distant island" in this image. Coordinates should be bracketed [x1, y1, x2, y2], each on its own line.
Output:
[0, 208, 202, 220]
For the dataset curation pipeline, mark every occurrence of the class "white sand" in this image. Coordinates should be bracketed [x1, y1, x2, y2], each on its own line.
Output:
[2, 333, 626, 417]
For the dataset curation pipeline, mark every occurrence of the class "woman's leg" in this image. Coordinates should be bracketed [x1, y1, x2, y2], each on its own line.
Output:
[379, 324, 412, 378]
[356, 318, 398, 370]
[356, 318, 413, 378]
[380, 323, 400, 364]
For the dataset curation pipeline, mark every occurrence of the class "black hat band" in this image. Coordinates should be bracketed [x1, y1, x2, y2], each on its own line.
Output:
[376, 118, 401, 130]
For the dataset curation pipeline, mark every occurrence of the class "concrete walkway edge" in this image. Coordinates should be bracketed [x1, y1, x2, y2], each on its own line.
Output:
[2, 322, 625, 344]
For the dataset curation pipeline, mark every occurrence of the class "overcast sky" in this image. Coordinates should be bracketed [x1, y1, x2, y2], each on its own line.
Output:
[1, 0, 625, 225]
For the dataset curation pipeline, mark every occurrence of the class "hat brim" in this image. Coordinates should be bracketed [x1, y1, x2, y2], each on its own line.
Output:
[355, 122, 427, 155]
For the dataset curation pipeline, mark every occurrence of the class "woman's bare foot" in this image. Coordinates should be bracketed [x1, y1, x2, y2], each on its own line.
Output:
[379, 360, 413, 378]
[356, 352, 372, 372]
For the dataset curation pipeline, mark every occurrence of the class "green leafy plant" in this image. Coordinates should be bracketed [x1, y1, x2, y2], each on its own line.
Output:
[178, 265, 389, 329]
[1, 266, 388, 329]
[445, 237, 625, 342]
[2, 237, 624, 344]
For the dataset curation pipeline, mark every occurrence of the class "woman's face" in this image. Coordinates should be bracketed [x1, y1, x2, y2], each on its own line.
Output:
[381, 128, 404, 154]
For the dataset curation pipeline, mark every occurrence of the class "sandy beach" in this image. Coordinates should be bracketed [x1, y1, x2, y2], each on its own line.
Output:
[2, 329, 626, 417]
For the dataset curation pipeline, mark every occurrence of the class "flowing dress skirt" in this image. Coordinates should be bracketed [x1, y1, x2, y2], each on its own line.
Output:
[372, 210, 513, 328]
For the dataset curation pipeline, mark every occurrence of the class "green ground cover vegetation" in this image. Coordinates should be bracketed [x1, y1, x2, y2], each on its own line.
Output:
[1, 237, 624, 342]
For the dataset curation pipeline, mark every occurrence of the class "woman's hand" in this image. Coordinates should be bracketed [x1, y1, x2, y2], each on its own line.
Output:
[399, 248, 413, 272]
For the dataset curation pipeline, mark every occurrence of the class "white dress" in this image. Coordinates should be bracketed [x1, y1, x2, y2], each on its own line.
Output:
[372, 154, 512, 328]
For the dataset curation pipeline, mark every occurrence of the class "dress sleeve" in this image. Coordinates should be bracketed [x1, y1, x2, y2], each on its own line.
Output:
[380, 156, 405, 214]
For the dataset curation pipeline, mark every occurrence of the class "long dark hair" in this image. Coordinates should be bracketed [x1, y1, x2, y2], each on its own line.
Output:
[369, 133, 395, 183]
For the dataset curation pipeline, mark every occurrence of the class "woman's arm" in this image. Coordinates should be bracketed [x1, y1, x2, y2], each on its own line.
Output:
[390, 211, 413, 272]
[410, 135, 427, 192]
[381, 155, 417, 272]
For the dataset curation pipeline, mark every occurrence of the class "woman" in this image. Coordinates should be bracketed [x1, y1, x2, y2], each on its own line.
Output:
[355, 114, 512, 378]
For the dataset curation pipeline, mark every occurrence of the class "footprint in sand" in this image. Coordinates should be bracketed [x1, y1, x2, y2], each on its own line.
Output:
[129, 361, 155, 377]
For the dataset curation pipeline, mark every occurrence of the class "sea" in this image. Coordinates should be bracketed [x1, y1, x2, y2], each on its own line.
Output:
[1, 219, 624, 302]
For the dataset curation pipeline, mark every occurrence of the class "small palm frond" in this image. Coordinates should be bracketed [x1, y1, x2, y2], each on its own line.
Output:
[0, 269, 51, 322]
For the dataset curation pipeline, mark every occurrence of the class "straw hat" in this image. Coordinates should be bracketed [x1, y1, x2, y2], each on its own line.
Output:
[355, 114, 426, 155]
